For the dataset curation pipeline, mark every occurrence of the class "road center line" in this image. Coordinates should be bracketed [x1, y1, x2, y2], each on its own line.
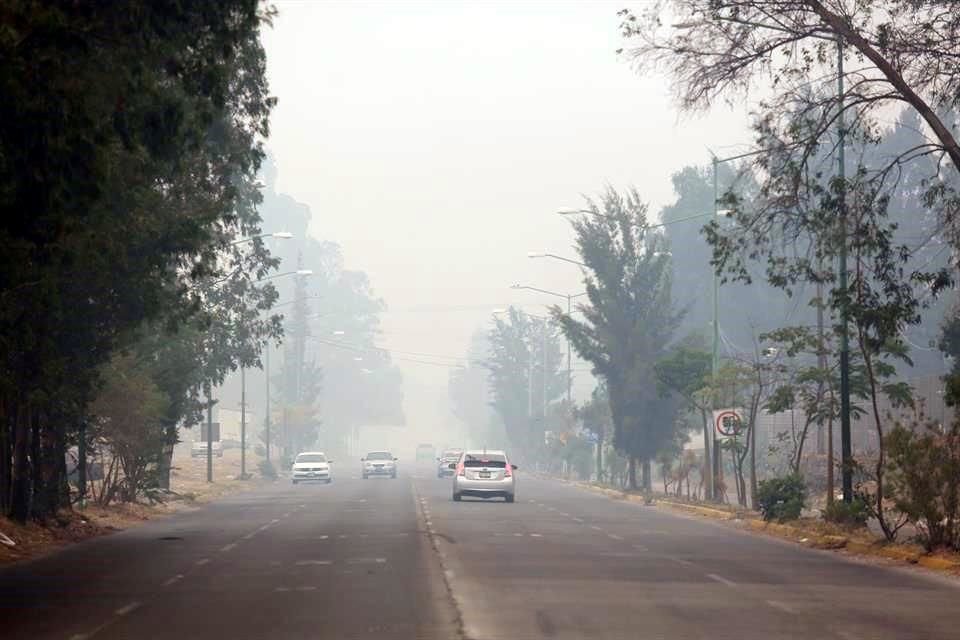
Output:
[162, 574, 184, 587]
[707, 573, 737, 587]
[115, 601, 141, 616]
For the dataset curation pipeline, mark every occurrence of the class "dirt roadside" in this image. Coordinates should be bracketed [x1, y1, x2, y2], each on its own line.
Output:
[0, 447, 273, 566]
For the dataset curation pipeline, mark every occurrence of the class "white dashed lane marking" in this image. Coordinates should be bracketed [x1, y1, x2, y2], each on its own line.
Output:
[346, 558, 387, 565]
[295, 560, 333, 566]
[607, 533, 624, 541]
[766, 600, 796, 614]
[115, 602, 141, 617]
[162, 574, 184, 587]
[590, 525, 603, 531]
[195, 558, 210, 566]
[707, 573, 737, 587]
[219, 543, 237, 552]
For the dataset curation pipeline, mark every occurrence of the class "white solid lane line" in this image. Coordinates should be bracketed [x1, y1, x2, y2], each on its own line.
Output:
[706, 573, 737, 587]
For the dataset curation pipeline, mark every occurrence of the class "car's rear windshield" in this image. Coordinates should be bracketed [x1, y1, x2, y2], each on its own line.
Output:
[366, 452, 392, 460]
[442, 450, 462, 458]
[296, 454, 326, 463]
[463, 453, 506, 468]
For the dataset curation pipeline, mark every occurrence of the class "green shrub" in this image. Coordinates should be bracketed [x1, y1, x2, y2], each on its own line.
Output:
[886, 422, 960, 551]
[823, 497, 870, 528]
[756, 473, 806, 522]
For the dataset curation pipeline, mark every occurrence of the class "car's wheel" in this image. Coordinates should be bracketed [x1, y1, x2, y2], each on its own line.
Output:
[452, 492, 462, 502]
[391, 472, 397, 479]
[292, 479, 298, 485]
[505, 494, 515, 503]
[326, 478, 332, 484]
[362, 473, 368, 479]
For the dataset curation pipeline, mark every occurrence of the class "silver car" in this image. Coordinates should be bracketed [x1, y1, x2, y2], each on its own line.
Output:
[362, 451, 398, 479]
[451, 450, 517, 503]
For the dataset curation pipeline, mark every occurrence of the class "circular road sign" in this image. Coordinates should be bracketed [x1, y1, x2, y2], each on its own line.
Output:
[716, 411, 743, 437]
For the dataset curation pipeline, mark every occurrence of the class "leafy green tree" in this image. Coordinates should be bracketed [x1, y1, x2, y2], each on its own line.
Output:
[0, 2, 275, 520]
[654, 334, 712, 483]
[576, 385, 613, 482]
[486, 308, 566, 461]
[449, 331, 498, 446]
[553, 187, 682, 490]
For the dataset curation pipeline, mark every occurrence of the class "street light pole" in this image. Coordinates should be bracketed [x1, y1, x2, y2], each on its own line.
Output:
[566, 294, 572, 404]
[510, 282, 586, 406]
[265, 344, 271, 467]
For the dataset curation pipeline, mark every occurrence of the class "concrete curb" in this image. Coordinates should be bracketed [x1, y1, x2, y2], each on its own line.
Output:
[656, 499, 744, 521]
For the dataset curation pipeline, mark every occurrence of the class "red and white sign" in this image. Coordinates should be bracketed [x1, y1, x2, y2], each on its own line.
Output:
[713, 409, 743, 438]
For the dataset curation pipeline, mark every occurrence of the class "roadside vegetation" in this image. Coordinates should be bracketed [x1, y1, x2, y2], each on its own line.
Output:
[447, 2, 960, 556]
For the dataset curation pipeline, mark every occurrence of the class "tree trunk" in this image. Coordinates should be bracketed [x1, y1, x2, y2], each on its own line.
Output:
[38, 417, 67, 517]
[641, 458, 651, 492]
[749, 421, 758, 509]
[10, 401, 31, 522]
[627, 456, 637, 490]
[0, 396, 10, 515]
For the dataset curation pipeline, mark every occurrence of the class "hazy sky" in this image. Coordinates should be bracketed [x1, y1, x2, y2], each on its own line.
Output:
[260, 1, 753, 430]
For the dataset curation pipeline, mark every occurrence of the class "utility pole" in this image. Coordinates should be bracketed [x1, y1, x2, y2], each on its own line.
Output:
[240, 366, 247, 479]
[265, 345, 271, 466]
[566, 294, 573, 404]
[710, 156, 720, 503]
[837, 39, 853, 504]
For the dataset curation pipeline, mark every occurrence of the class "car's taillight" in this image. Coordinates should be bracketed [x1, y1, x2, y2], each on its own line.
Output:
[504, 464, 512, 478]
[456, 461, 465, 476]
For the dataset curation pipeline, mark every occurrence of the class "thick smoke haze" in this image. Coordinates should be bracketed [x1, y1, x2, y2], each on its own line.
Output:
[259, 1, 752, 444]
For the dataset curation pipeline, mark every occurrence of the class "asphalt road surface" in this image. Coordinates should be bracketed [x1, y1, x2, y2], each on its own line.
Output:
[2, 468, 959, 639]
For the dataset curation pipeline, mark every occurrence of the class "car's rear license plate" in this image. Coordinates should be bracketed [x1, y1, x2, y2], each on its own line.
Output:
[479, 472, 491, 479]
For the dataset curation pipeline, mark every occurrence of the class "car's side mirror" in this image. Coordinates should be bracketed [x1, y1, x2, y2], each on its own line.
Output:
[394, 457, 399, 461]
[328, 460, 334, 464]
[360, 458, 365, 461]
[511, 464, 518, 470]
[447, 463, 456, 469]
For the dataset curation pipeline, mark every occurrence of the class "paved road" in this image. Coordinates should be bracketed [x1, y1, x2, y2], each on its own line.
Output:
[2, 469, 959, 639]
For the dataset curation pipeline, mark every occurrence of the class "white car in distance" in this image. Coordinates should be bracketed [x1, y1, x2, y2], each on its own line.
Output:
[362, 451, 398, 479]
[291, 451, 333, 484]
